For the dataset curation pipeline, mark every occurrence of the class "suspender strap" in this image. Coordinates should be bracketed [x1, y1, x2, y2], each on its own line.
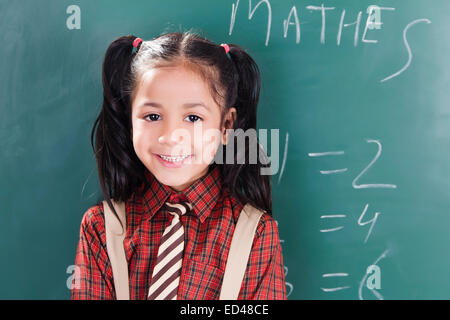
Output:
[219, 203, 264, 300]
[103, 199, 129, 300]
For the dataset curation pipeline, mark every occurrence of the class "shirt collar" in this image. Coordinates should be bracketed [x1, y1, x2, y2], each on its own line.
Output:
[141, 165, 222, 224]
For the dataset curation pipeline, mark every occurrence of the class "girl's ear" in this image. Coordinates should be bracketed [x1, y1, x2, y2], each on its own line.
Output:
[222, 107, 237, 145]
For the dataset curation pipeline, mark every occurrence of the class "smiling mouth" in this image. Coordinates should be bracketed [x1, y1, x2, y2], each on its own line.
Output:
[156, 154, 192, 162]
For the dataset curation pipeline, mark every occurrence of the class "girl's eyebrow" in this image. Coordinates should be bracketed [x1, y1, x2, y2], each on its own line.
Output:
[140, 101, 210, 111]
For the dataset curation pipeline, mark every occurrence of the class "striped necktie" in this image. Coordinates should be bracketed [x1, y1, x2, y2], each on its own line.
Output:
[147, 201, 192, 300]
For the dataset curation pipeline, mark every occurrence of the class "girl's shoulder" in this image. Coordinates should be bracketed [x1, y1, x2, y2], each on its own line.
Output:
[79, 197, 133, 234]
[225, 190, 276, 240]
[255, 209, 279, 241]
[226, 198, 279, 245]
[78, 201, 107, 240]
[244, 204, 277, 240]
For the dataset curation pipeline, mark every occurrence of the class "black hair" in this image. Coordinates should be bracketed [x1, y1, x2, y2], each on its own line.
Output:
[91, 30, 272, 229]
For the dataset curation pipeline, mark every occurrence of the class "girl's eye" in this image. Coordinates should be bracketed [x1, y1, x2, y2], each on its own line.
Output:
[185, 115, 202, 122]
[143, 114, 203, 122]
[144, 114, 160, 121]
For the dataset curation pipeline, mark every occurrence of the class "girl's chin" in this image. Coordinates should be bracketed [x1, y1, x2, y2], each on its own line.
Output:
[149, 162, 211, 189]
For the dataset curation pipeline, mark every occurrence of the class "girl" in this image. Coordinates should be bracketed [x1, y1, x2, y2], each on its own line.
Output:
[71, 31, 286, 300]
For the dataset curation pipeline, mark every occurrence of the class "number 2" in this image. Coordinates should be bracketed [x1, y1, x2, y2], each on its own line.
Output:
[352, 139, 397, 189]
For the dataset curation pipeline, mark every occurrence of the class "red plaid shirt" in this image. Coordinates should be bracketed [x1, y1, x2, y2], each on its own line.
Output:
[71, 165, 286, 300]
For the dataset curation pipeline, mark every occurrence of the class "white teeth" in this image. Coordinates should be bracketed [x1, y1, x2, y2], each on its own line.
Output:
[159, 154, 190, 162]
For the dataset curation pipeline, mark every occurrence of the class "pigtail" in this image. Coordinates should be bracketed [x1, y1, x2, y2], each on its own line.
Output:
[91, 35, 147, 229]
[220, 45, 272, 216]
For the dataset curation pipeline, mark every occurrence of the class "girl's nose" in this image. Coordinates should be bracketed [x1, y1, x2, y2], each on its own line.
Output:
[158, 123, 185, 145]
[158, 134, 183, 145]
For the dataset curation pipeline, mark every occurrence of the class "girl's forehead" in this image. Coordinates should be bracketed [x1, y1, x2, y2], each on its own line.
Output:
[135, 67, 214, 103]
[140, 65, 202, 84]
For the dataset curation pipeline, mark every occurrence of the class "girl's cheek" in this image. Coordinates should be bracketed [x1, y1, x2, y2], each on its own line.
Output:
[198, 130, 222, 164]
[132, 129, 158, 157]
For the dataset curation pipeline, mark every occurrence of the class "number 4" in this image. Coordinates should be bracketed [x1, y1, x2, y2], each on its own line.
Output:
[358, 203, 381, 244]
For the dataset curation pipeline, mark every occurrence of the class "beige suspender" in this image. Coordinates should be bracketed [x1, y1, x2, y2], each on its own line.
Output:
[103, 199, 264, 300]
[219, 203, 264, 300]
[104, 200, 129, 300]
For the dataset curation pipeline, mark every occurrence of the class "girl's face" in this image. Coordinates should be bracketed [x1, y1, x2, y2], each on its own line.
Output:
[131, 65, 236, 191]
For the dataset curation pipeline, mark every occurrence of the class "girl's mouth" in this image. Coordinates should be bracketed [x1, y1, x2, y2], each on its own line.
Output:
[154, 153, 192, 168]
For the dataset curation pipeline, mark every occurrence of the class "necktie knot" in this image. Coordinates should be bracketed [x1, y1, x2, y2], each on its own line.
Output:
[163, 201, 192, 217]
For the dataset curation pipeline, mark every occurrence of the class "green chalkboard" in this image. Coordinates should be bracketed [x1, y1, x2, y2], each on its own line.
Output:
[1, 0, 449, 299]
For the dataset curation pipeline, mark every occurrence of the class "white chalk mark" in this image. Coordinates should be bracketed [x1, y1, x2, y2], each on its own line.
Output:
[358, 203, 381, 244]
[284, 266, 294, 297]
[337, 9, 362, 46]
[352, 139, 397, 189]
[308, 151, 344, 157]
[306, 4, 335, 44]
[322, 272, 350, 293]
[229, 0, 240, 35]
[277, 132, 289, 185]
[308, 150, 347, 176]
[380, 18, 431, 82]
[320, 226, 344, 232]
[249, 0, 272, 46]
[320, 168, 348, 174]
[362, 7, 395, 43]
[321, 214, 346, 218]
[358, 248, 390, 300]
[320, 214, 345, 232]
[322, 273, 348, 277]
[286, 282, 294, 297]
[370, 286, 383, 300]
[321, 286, 350, 292]
[80, 166, 97, 200]
[283, 6, 301, 43]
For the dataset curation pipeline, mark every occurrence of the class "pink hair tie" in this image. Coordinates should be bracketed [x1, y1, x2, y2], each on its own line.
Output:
[220, 43, 230, 54]
[133, 37, 143, 48]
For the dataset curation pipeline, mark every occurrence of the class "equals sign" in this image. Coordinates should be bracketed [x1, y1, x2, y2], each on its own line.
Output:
[308, 151, 347, 174]
[321, 273, 350, 292]
[320, 214, 346, 232]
